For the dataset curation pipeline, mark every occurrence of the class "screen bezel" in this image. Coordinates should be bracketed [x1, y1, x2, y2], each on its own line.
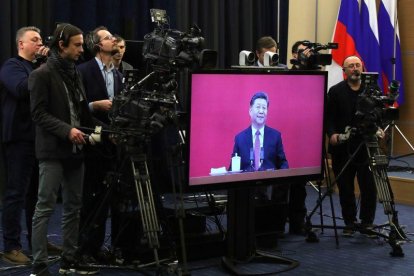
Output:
[186, 69, 327, 191]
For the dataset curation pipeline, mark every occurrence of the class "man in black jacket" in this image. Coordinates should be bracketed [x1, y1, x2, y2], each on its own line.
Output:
[29, 23, 99, 275]
[326, 55, 377, 236]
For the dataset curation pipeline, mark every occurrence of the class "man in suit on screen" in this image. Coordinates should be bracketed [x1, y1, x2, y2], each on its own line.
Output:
[232, 91, 288, 173]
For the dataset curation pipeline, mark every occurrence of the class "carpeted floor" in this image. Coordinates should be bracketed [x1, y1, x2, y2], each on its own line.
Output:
[1, 182, 413, 275]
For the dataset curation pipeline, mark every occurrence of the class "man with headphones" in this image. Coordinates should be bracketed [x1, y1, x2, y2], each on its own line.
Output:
[29, 23, 100, 275]
[77, 26, 123, 264]
[326, 55, 377, 237]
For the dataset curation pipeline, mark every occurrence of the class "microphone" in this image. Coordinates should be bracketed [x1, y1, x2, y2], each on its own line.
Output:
[389, 80, 400, 93]
[249, 148, 254, 169]
[259, 147, 264, 170]
[388, 80, 400, 102]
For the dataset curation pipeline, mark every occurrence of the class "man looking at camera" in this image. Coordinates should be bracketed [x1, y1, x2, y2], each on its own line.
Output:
[326, 55, 377, 237]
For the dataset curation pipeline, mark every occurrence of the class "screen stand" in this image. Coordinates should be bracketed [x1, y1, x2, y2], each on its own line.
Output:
[222, 187, 299, 275]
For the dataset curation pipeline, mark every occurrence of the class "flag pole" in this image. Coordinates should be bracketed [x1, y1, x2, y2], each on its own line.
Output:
[315, 0, 319, 42]
[277, 0, 280, 46]
[392, 0, 397, 80]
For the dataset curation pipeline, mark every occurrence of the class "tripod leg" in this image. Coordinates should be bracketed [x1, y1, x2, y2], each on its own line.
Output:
[167, 146, 190, 276]
[131, 155, 161, 265]
[365, 140, 406, 256]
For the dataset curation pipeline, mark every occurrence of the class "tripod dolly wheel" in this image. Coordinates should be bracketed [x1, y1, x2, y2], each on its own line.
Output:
[390, 244, 404, 257]
[306, 231, 319, 243]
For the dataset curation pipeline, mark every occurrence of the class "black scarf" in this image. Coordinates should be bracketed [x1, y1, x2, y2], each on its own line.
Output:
[48, 49, 82, 119]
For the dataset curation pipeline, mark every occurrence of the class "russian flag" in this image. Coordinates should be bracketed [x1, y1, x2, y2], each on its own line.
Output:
[359, 0, 382, 87]
[326, 0, 361, 90]
[378, 0, 404, 105]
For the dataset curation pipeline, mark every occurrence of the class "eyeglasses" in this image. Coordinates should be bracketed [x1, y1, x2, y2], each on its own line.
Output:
[344, 63, 362, 69]
[100, 34, 114, 42]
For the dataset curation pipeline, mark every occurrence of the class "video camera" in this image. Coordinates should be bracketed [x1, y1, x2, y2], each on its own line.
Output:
[143, 9, 217, 70]
[110, 9, 216, 151]
[354, 72, 399, 137]
[291, 40, 338, 69]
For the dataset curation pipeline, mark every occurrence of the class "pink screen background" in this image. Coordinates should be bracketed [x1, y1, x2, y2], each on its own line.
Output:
[189, 73, 326, 178]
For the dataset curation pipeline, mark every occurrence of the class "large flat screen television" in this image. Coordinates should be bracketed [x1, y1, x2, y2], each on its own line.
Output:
[187, 69, 327, 190]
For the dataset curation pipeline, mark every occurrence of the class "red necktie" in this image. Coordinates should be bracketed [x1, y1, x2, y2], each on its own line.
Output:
[254, 130, 260, 170]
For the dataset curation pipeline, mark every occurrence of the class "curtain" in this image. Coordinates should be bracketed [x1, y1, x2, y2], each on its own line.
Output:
[0, 0, 288, 68]
[176, 0, 289, 68]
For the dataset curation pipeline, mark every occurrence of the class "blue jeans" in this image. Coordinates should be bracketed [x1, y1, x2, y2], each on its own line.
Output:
[31, 159, 84, 264]
[2, 142, 35, 252]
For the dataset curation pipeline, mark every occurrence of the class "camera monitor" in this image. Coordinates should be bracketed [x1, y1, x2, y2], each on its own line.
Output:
[187, 69, 327, 190]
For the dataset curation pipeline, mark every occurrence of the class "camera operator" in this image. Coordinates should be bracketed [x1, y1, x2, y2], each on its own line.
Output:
[254, 36, 287, 68]
[326, 55, 377, 237]
[77, 26, 123, 263]
[0, 26, 62, 265]
[290, 40, 312, 70]
[275, 40, 322, 236]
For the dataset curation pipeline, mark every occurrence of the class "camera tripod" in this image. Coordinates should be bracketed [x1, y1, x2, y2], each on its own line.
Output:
[384, 120, 414, 157]
[305, 135, 408, 257]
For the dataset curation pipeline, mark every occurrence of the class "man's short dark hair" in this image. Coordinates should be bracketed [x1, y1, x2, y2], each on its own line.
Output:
[292, 40, 304, 54]
[114, 34, 125, 44]
[255, 36, 277, 53]
[250, 92, 269, 107]
[50, 23, 83, 50]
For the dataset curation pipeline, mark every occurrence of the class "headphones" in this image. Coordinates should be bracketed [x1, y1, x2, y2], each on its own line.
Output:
[87, 31, 101, 53]
[57, 24, 71, 47]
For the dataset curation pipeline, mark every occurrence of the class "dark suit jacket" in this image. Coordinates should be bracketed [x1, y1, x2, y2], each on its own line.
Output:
[254, 60, 288, 69]
[232, 125, 288, 171]
[29, 60, 95, 160]
[0, 56, 36, 142]
[77, 58, 123, 124]
[119, 61, 133, 75]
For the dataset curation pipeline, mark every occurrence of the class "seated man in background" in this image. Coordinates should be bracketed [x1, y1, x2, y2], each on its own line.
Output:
[254, 36, 287, 68]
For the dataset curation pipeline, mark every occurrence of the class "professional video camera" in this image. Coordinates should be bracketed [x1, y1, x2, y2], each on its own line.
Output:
[110, 9, 216, 150]
[291, 40, 338, 69]
[143, 9, 217, 70]
[354, 72, 400, 137]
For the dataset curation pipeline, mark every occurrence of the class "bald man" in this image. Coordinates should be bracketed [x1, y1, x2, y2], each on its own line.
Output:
[326, 55, 377, 237]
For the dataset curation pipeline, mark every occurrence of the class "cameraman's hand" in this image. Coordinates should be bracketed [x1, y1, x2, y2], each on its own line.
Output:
[330, 126, 354, 146]
[92, 99, 112, 112]
[68, 128, 86, 145]
[301, 48, 312, 58]
[376, 127, 385, 139]
[37, 45, 49, 57]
